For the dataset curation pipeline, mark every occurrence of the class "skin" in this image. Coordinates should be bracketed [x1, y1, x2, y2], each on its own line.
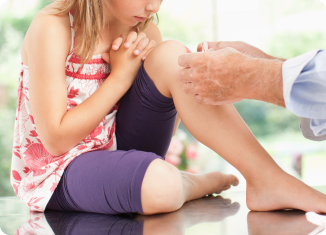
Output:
[22, 0, 326, 216]
[21, 0, 235, 215]
[177, 41, 286, 107]
[141, 39, 326, 214]
[22, 0, 160, 156]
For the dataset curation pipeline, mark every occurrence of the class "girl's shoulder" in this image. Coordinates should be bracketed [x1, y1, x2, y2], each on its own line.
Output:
[143, 21, 163, 45]
[22, 1, 71, 66]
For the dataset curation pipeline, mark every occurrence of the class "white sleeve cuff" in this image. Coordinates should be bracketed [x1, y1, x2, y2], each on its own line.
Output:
[282, 50, 320, 107]
[300, 118, 326, 141]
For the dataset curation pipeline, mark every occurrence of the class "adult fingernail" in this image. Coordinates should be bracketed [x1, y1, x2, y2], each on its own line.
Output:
[134, 49, 140, 55]
[124, 42, 130, 47]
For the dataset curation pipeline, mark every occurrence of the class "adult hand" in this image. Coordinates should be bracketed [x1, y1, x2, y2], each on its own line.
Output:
[197, 41, 285, 61]
[177, 46, 285, 107]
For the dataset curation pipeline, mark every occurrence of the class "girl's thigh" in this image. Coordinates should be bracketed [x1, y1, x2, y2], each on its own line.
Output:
[115, 62, 177, 158]
[46, 150, 162, 214]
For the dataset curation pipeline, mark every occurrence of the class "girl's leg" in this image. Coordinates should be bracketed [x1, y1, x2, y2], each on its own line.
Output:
[115, 62, 238, 215]
[142, 40, 326, 213]
[140, 160, 238, 214]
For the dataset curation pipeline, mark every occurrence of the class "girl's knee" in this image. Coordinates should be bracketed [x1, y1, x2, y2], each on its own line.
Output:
[144, 40, 187, 71]
[141, 158, 184, 214]
[143, 40, 188, 98]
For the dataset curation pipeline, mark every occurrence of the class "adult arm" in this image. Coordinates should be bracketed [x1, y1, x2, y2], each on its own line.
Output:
[285, 50, 326, 140]
[177, 42, 285, 106]
[178, 41, 326, 140]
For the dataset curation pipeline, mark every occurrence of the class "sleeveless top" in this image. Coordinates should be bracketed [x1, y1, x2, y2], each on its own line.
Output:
[10, 11, 118, 212]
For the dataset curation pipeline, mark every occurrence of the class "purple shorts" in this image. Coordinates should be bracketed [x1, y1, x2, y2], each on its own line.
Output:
[46, 63, 177, 214]
[45, 210, 143, 234]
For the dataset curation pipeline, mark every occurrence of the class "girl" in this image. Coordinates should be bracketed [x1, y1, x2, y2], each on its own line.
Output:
[11, 0, 326, 215]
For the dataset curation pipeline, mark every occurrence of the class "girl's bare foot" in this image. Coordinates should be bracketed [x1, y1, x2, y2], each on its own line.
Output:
[182, 171, 239, 202]
[141, 160, 239, 215]
[246, 170, 326, 213]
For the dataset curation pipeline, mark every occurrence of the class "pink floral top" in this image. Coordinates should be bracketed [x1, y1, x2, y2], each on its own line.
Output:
[10, 12, 118, 212]
[16, 212, 55, 235]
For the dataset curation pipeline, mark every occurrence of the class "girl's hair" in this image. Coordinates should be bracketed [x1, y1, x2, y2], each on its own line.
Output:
[51, 0, 158, 63]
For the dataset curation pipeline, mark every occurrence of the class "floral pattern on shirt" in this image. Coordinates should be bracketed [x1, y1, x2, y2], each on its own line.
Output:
[11, 12, 118, 212]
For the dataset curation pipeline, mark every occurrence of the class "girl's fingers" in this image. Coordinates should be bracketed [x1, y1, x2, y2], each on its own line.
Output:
[133, 37, 150, 56]
[111, 34, 124, 51]
[140, 40, 156, 60]
[124, 31, 138, 48]
[133, 32, 147, 46]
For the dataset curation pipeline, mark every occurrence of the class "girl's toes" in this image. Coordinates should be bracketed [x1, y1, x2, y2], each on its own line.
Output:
[222, 185, 231, 191]
[224, 174, 239, 186]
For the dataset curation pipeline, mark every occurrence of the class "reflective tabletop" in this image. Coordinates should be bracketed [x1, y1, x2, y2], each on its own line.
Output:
[1, 186, 325, 235]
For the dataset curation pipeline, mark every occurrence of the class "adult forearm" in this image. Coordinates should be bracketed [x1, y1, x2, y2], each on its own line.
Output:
[178, 46, 286, 107]
[45, 76, 130, 156]
[245, 58, 285, 107]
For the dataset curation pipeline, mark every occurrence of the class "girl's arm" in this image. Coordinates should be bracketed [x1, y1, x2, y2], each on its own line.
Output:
[26, 13, 153, 156]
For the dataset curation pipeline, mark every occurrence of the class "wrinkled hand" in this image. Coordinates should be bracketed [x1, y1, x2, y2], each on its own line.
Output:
[177, 47, 259, 105]
[197, 41, 282, 61]
[178, 41, 285, 106]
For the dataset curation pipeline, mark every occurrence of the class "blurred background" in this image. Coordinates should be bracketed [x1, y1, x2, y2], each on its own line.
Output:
[0, 0, 326, 196]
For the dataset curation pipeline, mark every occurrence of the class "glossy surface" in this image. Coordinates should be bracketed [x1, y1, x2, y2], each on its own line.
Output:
[1, 187, 325, 235]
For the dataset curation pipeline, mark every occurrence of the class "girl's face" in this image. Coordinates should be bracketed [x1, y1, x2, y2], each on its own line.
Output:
[105, 0, 162, 26]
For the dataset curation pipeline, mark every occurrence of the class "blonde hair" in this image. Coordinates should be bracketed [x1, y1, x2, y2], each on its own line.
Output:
[51, 0, 158, 63]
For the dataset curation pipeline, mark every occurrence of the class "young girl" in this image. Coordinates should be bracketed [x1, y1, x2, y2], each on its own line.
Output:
[11, 0, 326, 215]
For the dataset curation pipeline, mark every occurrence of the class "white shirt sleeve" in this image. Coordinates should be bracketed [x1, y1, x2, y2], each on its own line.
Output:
[282, 50, 326, 141]
[282, 49, 320, 105]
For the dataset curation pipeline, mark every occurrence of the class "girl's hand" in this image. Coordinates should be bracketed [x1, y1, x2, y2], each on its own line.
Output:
[111, 31, 155, 60]
[104, 32, 156, 86]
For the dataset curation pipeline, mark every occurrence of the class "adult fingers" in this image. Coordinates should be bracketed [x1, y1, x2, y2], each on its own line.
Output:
[124, 31, 138, 48]
[197, 42, 204, 52]
[182, 82, 197, 95]
[197, 41, 220, 52]
[194, 95, 243, 105]
[197, 41, 208, 52]
[111, 34, 124, 50]
[140, 40, 156, 60]
[194, 94, 206, 104]
[134, 37, 150, 56]
[178, 53, 198, 68]
[177, 68, 192, 82]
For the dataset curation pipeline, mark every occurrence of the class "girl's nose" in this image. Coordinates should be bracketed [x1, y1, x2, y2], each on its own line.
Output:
[145, 0, 161, 13]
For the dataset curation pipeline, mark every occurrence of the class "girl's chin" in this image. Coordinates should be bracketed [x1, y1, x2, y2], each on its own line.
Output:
[120, 18, 140, 27]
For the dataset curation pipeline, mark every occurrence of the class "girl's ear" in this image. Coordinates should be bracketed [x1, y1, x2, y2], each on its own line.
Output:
[102, 53, 110, 64]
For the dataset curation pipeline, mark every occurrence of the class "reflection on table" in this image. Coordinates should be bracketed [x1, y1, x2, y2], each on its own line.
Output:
[15, 195, 240, 235]
[13, 193, 321, 235]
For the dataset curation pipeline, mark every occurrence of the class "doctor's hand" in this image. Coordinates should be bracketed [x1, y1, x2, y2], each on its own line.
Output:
[177, 47, 285, 107]
[197, 41, 285, 62]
